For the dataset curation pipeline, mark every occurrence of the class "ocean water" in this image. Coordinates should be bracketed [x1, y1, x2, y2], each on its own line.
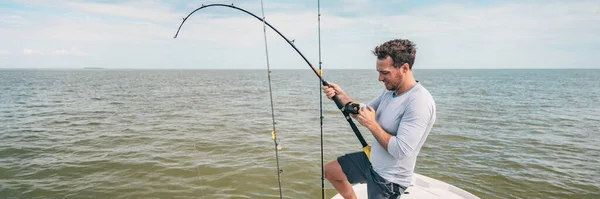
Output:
[0, 69, 599, 199]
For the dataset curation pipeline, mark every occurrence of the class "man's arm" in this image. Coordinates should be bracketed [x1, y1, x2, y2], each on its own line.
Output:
[357, 106, 392, 149]
[366, 122, 392, 149]
[386, 98, 434, 160]
[358, 98, 434, 160]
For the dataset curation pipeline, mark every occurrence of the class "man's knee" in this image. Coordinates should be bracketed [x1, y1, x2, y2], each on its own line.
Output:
[324, 159, 345, 181]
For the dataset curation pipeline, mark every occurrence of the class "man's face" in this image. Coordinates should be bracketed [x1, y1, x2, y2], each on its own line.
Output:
[376, 56, 404, 91]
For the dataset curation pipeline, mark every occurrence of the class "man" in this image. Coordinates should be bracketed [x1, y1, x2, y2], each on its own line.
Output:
[323, 39, 436, 199]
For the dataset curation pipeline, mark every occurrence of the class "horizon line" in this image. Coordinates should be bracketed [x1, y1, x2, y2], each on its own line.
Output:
[1, 67, 599, 70]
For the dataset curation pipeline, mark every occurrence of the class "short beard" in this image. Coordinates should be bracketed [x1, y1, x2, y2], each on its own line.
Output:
[388, 79, 402, 92]
[387, 85, 397, 91]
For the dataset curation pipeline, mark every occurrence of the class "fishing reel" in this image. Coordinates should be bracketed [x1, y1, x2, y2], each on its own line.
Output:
[344, 101, 366, 114]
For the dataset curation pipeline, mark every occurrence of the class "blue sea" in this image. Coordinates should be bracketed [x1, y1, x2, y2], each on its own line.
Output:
[1, 69, 599, 198]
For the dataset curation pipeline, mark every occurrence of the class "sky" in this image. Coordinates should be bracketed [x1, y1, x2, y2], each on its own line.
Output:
[0, 0, 599, 69]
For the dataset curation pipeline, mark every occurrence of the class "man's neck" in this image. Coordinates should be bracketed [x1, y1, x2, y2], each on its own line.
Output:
[395, 76, 417, 95]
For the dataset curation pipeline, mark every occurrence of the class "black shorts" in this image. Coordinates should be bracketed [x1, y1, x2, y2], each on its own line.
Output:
[337, 151, 406, 199]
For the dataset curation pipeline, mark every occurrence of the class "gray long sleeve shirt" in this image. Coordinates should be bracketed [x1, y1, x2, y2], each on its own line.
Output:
[367, 83, 437, 187]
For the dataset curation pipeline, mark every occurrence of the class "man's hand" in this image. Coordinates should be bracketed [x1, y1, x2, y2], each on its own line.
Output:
[357, 106, 377, 129]
[322, 81, 351, 104]
[358, 105, 393, 150]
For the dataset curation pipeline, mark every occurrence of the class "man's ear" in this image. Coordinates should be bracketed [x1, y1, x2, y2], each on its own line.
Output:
[402, 63, 409, 72]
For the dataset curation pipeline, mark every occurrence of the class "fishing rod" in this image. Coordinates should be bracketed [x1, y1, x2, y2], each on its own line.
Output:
[174, 3, 370, 155]
[173, 1, 371, 194]
[256, 0, 284, 198]
[317, 0, 325, 198]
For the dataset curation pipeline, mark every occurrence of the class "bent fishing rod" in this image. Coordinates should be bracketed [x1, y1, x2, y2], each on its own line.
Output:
[173, 3, 371, 158]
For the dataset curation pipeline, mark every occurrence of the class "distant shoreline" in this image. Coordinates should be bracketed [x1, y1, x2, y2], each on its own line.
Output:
[0, 68, 598, 70]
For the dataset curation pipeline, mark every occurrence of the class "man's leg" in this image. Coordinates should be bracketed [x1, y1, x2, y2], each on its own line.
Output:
[324, 159, 357, 199]
[325, 152, 370, 199]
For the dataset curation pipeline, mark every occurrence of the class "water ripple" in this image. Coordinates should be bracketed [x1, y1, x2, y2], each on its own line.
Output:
[1, 69, 599, 198]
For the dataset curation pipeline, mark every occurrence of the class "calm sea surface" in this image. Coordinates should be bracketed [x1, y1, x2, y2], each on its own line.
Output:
[1, 69, 599, 199]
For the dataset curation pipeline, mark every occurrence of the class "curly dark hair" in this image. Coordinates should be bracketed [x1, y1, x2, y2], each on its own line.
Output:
[372, 39, 417, 69]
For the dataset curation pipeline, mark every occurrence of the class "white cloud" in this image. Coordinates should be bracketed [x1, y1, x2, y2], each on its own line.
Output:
[0, 15, 28, 25]
[64, 1, 179, 22]
[52, 49, 69, 55]
[340, 0, 371, 13]
[1, 0, 599, 69]
[20, 48, 87, 56]
[408, 2, 598, 42]
[52, 47, 88, 57]
[23, 49, 43, 55]
[319, 1, 600, 69]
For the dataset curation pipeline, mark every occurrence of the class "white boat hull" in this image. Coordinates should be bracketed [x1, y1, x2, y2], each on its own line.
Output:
[331, 173, 480, 199]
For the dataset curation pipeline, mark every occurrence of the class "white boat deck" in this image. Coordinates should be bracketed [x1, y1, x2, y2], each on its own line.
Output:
[331, 173, 480, 199]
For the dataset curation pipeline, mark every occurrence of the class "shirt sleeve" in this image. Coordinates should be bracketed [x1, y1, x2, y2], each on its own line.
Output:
[386, 97, 434, 160]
